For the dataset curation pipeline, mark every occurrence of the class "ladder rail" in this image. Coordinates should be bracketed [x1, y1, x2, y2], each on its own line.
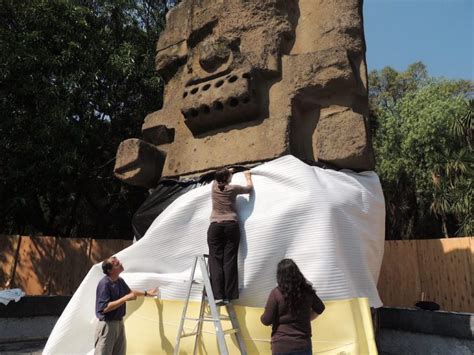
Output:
[226, 303, 247, 354]
[173, 256, 198, 355]
[174, 254, 247, 355]
[198, 256, 229, 355]
[193, 280, 207, 355]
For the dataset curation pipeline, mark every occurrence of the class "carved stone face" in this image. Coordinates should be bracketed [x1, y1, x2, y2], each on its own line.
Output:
[114, 0, 375, 187]
[154, 0, 296, 135]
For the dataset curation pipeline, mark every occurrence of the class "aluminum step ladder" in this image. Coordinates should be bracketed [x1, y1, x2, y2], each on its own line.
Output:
[174, 254, 247, 355]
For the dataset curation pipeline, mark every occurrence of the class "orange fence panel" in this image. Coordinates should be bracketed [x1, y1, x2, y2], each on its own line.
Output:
[89, 239, 132, 265]
[13, 236, 57, 295]
[377, 240, 422, 308]
[0, 235, 21, 288]
[377, 237, 473, 312]
[49, 238, 91, 295]
[2, 234, 472, 311]
[416, 238, 473, 313]
[8, 236, 132, 295]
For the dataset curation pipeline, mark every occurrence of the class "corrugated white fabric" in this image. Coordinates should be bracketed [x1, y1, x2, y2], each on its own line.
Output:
[44, 155, 385, 355]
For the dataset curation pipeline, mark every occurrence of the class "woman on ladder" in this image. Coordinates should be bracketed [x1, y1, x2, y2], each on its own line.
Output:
[208, 167, 253, 305]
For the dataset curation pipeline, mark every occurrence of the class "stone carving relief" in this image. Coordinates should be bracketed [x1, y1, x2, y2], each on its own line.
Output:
[114, 0, 374, 187]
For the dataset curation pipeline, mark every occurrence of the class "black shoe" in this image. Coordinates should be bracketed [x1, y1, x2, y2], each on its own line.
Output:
[215, 300, 230, 306]
[215, 299, 226, 306]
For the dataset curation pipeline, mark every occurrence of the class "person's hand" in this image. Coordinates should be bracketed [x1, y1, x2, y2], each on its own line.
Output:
[244, 170, 251, 177]
[145, 287, 159, 297]
[228, 167, 236, 174]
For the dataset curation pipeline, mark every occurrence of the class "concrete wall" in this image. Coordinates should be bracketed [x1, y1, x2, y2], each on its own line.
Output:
[0, 296, 70, 347]
[376, 307, 474, 355]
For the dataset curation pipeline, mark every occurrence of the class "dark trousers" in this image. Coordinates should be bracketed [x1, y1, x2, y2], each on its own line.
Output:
[207, 221, 240, 300]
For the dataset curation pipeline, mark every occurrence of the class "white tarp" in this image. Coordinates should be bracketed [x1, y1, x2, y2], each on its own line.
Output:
[0, 288, 25, 305]
[44, 155, 385, 355]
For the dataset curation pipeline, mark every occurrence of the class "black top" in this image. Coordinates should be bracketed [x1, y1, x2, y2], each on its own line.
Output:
[95, 276, 131, 321]
[261, 287, 325, 353]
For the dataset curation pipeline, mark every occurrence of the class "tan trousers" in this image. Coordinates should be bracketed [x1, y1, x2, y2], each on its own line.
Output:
[94, 320, 126, 355]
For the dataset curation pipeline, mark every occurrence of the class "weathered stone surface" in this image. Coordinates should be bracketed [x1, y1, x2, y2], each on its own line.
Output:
[114, 139, 166, 187]
[315, 107, 374, 170]
[285, 48, 360, 102]
[142, 113, 175, 146]
[115, 0, 375, 186]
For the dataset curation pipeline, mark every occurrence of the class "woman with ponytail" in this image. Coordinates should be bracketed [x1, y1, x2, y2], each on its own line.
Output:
[208, 167, 253, 305]
[261, 259, 325, 355]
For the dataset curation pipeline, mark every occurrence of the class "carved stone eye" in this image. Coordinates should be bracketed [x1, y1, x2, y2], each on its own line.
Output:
[198, 38, 231, 73]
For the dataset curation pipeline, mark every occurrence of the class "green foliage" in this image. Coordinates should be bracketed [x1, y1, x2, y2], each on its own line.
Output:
[370, 63, 473, 239]
[0, 0, 172, 238]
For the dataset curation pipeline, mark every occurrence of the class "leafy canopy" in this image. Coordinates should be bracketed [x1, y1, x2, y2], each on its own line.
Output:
[0, 0, 173, 238]
[370, 62, 473, 239]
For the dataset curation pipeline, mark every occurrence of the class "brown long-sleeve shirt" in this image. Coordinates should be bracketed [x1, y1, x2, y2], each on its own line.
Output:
[261, 287, 325, 353]
[210, 181, 252, 223]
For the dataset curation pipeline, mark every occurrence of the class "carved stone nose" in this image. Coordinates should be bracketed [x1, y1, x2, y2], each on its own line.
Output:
[180, 70, 258, 135]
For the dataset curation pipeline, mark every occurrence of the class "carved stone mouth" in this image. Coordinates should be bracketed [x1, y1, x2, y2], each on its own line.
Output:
[180, 70, 259, 135]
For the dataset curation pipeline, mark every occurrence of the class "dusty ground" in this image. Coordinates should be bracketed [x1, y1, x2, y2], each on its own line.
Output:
[0, 340, 45, 355]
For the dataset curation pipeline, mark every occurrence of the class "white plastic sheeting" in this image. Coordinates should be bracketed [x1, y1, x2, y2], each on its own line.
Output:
[0, 288, 25, 305]
[44, 155, 385, 355]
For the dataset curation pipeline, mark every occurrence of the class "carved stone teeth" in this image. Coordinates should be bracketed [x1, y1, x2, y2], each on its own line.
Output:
[199, 104, 210, 114]
[182, 71, 252, 98]
[213, 101, 224, 111]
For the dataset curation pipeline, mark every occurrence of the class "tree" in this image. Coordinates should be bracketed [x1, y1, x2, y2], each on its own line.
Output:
[0, 0, 174, 238]
[369, 63, 473, 239]
[431, 98, 473, 236]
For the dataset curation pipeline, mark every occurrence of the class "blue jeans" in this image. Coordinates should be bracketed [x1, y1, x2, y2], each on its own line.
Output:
[273, 349, 312, 355]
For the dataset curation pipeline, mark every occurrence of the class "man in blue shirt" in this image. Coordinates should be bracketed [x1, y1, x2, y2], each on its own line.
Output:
[95, 256, 157, 355]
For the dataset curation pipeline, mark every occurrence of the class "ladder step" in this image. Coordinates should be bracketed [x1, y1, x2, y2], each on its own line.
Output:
[184, 316, 231, 322]
[222, 328, 239, 335]
[180, 331, 199, 338]
[183, 317, 204, 321]
[204, 316, 231, 321]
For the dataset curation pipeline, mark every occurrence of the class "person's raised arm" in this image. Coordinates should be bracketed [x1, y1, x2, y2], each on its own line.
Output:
[244, 170, 253, 190]
[232, 170, 253, 194]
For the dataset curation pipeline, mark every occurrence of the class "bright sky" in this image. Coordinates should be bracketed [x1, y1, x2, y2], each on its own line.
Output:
[364, 0, 473, 80]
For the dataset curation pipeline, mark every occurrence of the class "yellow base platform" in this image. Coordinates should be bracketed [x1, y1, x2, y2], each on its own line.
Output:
[124, 297, 377, 354]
